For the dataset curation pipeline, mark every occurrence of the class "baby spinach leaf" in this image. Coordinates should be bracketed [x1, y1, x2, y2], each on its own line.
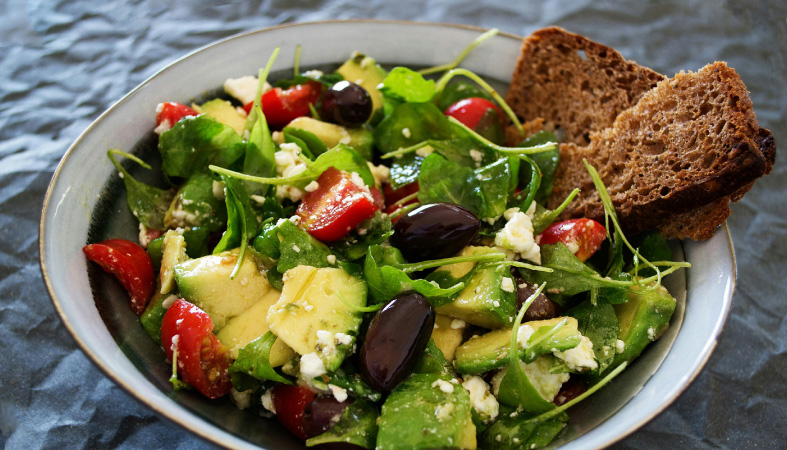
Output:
[164, 173, 227, 232]
[567, 300, 620, 374]
[305, 399, 379, 449]
[107, 150, 175, 230]
[379, 67, 436, 103]
[389, 154, 424, 189]
[330, 211, 393, 261]
[437, 80, 494, 110]
[283, 126, 326, 158]
[412, 339, 455, 376]
[627, 231, 673, 278]
[373, 102, 456, 154]
[213, 175, 257, 278]
[229, 331, 291, 385]
[242, 106, 276, 196]
[254, 219, 334, 272]
[524, 243, 628, 296]
[159, 115, 244, 179]
[363, 245, 465, 305]
[517, 131, 560, 204]
[478, 406, 568, 450]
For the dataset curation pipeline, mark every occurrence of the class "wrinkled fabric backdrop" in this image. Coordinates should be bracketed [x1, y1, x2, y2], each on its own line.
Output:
[1, 0, 785, 448]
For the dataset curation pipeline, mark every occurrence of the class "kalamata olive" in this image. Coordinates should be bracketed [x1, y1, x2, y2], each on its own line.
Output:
[390, 203, 480, 262]
[302, 395, 352, 439]
[511, 268, 561, 321]
[553, 377, 586, 406]
[321, 81, 372, 127]
[359, 292, 435, 392]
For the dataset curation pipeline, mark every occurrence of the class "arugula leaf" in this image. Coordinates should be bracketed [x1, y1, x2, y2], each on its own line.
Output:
[107, 150, 175, 230]
[229, 332, 291, 385]
[523, 243, 630, 296]
[478, 406, 568, 449]
[305, 399, 379, 449]
[567, 300, 620, 374]
[363, 245, 466, 305]
[373, 102, 456, 154]
[379, 67, 436, 103]
[627, 231, 673, 278]
[329, 211, 393, 261]
[242, 105, 277, 196]
[159, 115, 244, 179]
[213, 175, 258, 278]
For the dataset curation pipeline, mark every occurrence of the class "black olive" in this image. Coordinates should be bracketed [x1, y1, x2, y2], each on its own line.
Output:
[321, 81, 372, 127]
[302, 395, 352, 439]
[390, 203, 480, 262]
[359, 292, 435, 392]
[511, 267, 561, 320]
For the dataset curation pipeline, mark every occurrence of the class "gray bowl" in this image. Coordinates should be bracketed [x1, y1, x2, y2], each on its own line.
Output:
[39, 20, 735, 450]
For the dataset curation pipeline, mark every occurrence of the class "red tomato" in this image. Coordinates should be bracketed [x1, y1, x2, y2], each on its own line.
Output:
[296, 167, 379, 242]
[272, 385, 316, 441]
[243, 81, 322, 127]
[370, 186, 386, 211]
[537, 218, 607, 262]
[155, 102, 197, 131]
[443, 97, 502, 129]
[83, 239, 155, 315]
[160, 299, 232, 399]
[383, 181, 419, 216]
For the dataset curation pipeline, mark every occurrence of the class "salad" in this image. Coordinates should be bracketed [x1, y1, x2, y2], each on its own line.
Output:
[83, 30, 690, 449]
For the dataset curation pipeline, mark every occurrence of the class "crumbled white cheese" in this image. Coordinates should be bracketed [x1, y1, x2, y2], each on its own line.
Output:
[274, 143, 308, 202]
[154, 117, 172, 135]
[137, 223, 152, 249]
[647, 327, 656, 341]
[300, 352, 326, 378]
[366, 161, 390, 187]
[462, 375, 499, 423]
[494, 205, 541, 264]
[327, 254, 337, 265]
[303, 69, 324, 80]
[329, 384, 348, 402]
[501, 276, 515, 293]
[469, 149, 484, 167]
[432, 379, 455, 393]
[434, 402, 455, 422]
[517, 324, 535, 347]
[288, 215, 301, 225]
[230, 388, 252, 410]
[349, 171, 374, 202]
[260, 388, 276, 413]
[450, 319, 466, 330]
[161, 294, 179, 309]
[335, 333, 353, 346]
[401, 127, 412, 138]
[304, 181, 320, 192]
[554, 335, 598, 372]
[292, 244, 300, 253]
[224, 75, 270, 105]
[616, 339, 625, 353]
[304, 304, 314, 312]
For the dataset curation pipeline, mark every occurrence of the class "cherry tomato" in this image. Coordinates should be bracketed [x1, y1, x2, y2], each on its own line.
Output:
[296, 167, 379, 242]
[243, 81, 322, 127]
[443, 97, 502, 129]
[160, 299, 232, 399]
[272, 384, 316, 440]
[155, 102, 197, 132]
[537, 218, 607, 262]
[83, 239, 155, 315]
[370, 186, 386, 211]
[382, 181, 419, 218]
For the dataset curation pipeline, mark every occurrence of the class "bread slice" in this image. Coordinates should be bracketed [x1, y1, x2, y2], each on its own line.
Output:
[505, 27, 665, 146]
[547, 62, 772, 237]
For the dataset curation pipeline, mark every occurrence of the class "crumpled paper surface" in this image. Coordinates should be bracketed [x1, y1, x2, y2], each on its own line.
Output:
[1, 0, 785, 448]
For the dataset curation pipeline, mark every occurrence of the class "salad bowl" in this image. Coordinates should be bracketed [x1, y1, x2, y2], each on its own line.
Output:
[39, 20, 735, 449]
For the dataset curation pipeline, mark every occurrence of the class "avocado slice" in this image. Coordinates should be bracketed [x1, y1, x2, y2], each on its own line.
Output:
[377, 373, 476, 450]
[435, 247, 516, 329]
[266, 265, 366, 373]
[605, 284, 677, 374]
[215, 288, 295, 367]
[140, 289, 175, 345]
[337, 53, 387, 121]
[431, 314, 468, 363]
[158, 230, 187, 295]
[193, 98, 247, 135]
[163, 173, 227, 232]
[286, 117, 373, 160]
[173, 249, 272, 330]
[453, 317, 582, 374]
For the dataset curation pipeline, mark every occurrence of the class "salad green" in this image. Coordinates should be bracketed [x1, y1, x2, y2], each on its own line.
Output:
[93, 29, 691, 449]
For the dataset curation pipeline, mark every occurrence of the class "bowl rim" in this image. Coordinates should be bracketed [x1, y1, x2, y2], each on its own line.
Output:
[38, 18, 736, 450]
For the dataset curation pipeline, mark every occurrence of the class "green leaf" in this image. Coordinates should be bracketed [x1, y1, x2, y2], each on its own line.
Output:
[524, 243, 627, 296]
[243, 105, 277, 196]
[628, 231, 673, 278]
[517, 131, 560, 204]
[311, 365, 382, 403]
[165, 173, 227, 232]
[229, 332, 291, 385]
[373, 102, 456, 155]
[389, 154, 424, 188]
[306, 399, 379, 449]
[107, 150, 175, 230]
[159, 115, 244, 179]
[567, 300, 620, 374]
[213, 175, 258, 278]
[412, 339, 455, 376]
[478, 405, 568, 449]
[437, 80, 494, 110]
[329, 211, 393, 261]
[379, 67, 436, 103]
[283, 126, 326, 158]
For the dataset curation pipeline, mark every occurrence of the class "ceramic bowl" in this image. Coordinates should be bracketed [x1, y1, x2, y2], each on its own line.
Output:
[40, 20, 735, 449]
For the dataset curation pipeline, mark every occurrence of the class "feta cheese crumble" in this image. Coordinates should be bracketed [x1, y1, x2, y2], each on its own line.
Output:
[223, 75, 270, 105]
[260, 388, 276, 413]
[300, 352, 326, 378]
[554, 335, 598, 372]
[274, 143, 308, 202]
[367, 161, 390, 186]
[329, 384, 348, 402]
[432, 379, 455, 394]
[494, 204, 541, 264]
[492, 357, 569, 403]
[462, 375, 499, 423]
[501, 276, 515, 293]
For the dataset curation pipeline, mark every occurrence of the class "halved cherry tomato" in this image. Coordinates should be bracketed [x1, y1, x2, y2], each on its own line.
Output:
[243, 81, 322, 127]
[370, 186, 386, 211]
[83, 239, 155, 315]
[155, 102, 198, 131]
[272, 385, 316, 441]
[537, 218, 607, 262]
[160, 299, 232, 399]
[383, 181, 419, 217]
[443, 97, 502, 129]
[296, 167, 379, 242]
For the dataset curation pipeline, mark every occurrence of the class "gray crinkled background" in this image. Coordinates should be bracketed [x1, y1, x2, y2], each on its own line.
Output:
[1, 0, 785, 448]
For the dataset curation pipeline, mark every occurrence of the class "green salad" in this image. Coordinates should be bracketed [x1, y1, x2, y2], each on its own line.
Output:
[83, 29, 690, 449]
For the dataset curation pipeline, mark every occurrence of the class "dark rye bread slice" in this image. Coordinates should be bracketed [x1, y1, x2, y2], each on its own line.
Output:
[505, 26, 665, 146]
[547, 62, 773, 238]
